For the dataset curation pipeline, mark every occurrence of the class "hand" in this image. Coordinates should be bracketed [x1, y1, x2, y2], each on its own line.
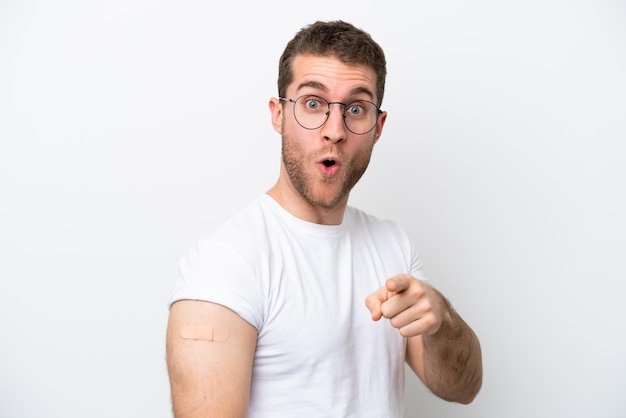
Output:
[365, 274, 445, 338]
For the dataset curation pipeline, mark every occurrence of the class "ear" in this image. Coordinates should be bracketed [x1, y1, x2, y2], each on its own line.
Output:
[269, 97, 283, 134]
[373, 110, 387, 144]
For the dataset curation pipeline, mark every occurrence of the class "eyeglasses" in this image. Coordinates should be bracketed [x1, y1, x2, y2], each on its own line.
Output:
[279, 95, 382, 135]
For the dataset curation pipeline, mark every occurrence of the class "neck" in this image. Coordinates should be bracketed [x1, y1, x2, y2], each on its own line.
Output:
[266, 178, 348, 226]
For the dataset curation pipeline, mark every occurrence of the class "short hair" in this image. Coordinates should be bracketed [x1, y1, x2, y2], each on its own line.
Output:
[277, 20, 387, 106]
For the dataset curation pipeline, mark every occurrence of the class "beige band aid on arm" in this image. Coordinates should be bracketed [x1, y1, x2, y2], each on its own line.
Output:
[181, 325, 230, 342]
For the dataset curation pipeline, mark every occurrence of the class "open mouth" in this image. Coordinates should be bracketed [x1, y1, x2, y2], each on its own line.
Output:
[318, 156, 339, 177]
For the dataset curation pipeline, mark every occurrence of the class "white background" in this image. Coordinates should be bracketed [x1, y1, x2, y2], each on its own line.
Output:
[1, 1, 625, 417]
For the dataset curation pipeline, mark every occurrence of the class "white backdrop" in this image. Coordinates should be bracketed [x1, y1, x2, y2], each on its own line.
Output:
[1, 1, 625, 417]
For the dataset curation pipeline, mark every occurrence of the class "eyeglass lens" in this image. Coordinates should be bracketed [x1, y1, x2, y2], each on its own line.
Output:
[292, 95, 379, 135]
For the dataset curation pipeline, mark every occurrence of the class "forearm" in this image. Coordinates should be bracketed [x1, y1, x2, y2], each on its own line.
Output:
[408, 293, 483, 403]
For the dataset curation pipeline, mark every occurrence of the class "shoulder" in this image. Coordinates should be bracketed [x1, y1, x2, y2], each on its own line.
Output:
[346, 205, 410, 240]
[180, 195, 274, 284]
[172, 196, 274, 328]
[204, 195, 275, 251]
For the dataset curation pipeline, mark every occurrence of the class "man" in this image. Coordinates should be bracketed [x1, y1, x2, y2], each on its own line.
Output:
[166, 20, 482, 417]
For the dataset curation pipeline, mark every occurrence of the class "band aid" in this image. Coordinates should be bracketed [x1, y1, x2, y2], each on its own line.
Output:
[181, 325, 230, 342]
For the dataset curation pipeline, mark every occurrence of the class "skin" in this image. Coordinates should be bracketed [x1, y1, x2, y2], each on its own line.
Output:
[267, 54, 385, 225]
[166, 54, 482, 417]
[166, 301, 257, 418]
[365, 275, 483, 404]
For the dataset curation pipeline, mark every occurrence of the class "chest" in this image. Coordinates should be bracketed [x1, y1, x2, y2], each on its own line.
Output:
[254, 231, 406, 369]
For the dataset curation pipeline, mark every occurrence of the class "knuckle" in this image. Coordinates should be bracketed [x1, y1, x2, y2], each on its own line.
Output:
[422, 315, 435, 329]
[398, 325, 413, 338]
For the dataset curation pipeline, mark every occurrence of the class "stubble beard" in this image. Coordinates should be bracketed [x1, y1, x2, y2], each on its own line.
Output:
[281, 133, 374, 210]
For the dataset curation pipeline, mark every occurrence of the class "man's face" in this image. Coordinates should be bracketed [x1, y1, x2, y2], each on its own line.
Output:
[272, 54, 386, 210]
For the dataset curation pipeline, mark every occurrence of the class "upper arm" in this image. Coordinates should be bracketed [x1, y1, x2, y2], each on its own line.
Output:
[166, 299, 258, 418]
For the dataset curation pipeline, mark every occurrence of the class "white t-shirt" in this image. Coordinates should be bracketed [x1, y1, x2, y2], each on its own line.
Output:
[169, 194, 426, 417]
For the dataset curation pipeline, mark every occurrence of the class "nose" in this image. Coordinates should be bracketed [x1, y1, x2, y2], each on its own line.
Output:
[321, 102, 347, 143]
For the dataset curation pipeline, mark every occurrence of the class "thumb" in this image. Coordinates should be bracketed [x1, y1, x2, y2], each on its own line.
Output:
[386, 274, 410, 295]
[365, 287, 388, 321]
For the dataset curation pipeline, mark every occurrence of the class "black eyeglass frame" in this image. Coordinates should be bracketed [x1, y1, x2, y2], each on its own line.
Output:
[279, 95, 383, 135]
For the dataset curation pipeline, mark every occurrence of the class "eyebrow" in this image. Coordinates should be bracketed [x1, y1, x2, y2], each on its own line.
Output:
[296, 81, 327, 93]
[295, 81, 375, 101]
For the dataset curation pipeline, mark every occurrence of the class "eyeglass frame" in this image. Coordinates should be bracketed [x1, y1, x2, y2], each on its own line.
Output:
[279, 95, 383, 135]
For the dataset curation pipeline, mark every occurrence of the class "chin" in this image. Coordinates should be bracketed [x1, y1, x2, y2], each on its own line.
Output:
[305, 187, 348, 209]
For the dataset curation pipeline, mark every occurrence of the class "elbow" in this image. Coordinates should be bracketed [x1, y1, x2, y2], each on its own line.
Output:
[455, 336, 483, 404]
[430, 363, 483, 405]
[452, 367, 483, 405]
[436, 381, 482, 405]
[456, 384, 481, 405]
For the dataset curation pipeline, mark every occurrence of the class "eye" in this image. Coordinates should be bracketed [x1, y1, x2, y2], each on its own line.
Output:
[304, 97, 323, 111]
[346, 102, 366, 116]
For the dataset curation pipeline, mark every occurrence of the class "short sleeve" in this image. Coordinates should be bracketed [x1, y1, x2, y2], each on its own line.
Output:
[168, 235, 264, 330]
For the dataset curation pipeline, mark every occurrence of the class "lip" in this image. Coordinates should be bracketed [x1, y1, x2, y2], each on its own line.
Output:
[317, 155, 341, 177]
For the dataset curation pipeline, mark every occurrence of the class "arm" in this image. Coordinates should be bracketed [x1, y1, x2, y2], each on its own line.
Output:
[365, 275, 482, 404]
[405, 287, 483, 404]
[166, 299, 258, 417]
